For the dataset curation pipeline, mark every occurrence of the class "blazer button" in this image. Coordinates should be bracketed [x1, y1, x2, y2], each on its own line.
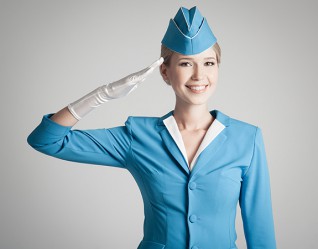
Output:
[189, 182, 197, 190]
[191, 246, 199, 249]
[189, 214, 197, 223]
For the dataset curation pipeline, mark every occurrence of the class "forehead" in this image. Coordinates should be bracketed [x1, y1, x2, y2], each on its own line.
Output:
[172, 47, 216, 60]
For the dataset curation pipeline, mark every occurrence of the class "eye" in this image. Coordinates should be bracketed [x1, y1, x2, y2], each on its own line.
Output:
[205, 61, 215, 66]
[179, 62, 192, 67]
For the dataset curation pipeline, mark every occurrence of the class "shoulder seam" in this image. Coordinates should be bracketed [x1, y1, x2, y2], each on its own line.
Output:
[242, 126, 259, 179]
[124, 116, 134, 168]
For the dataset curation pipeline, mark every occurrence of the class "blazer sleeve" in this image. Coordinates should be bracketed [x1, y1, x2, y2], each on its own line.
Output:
[27, 113, 132, 168]
[239, 127, 277, 249]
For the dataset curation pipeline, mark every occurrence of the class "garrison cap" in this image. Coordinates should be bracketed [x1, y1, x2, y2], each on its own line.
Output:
[161, 6, 217, 55]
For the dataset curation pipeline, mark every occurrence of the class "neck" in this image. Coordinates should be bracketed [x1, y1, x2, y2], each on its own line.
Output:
[173, 104, 214, 132]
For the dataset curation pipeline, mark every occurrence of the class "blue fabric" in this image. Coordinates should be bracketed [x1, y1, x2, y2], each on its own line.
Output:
[161, 6, 217, 55]
[27, 110, 276, 249]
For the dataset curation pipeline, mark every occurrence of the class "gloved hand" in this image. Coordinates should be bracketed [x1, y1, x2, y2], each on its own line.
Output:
[68, 57, 164, 120]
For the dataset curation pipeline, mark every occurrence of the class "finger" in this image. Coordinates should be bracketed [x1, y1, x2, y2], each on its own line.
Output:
[127, 57, 164, 84]
[149, 57, 164, 70]
[140, 57, 164, 78]
[125, 72, 147, 84]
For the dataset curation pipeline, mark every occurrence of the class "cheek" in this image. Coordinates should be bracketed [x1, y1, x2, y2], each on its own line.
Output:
[214, 71, 219, 81]
[209, 68, 219, 81]
[175, 68, 194, 81]
[168, 68, 190, 83]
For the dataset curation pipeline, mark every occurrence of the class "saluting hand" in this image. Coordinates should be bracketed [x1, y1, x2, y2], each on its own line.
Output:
[105, 57, 164, 99]
[67, 57, 164, 120]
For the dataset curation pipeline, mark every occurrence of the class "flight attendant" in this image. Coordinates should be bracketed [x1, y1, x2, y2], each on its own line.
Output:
[28, 6, 276, 249]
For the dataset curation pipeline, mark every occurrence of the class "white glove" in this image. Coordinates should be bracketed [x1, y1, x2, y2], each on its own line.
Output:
[67, 57, 164, 120]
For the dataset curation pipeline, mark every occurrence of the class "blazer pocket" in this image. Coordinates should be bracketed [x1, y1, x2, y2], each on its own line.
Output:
[137, 240, 166, 249]
[220, 170, 242, 186]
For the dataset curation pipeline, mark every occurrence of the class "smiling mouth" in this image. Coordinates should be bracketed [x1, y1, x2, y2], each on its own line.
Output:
[186, 84, 209, 93]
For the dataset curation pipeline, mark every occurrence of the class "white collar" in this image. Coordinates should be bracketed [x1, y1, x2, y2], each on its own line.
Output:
[163, 115, 225, 170]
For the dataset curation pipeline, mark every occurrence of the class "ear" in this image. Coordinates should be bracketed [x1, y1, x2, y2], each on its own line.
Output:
[160, 63, 170, 85]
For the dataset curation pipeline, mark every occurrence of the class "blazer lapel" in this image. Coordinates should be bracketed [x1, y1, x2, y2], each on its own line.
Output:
[156, 109, 231, 176]
[190, 131, 228, 177]
[190, 110, 231, 177]
[189, 118, 225, 168]
[157, 110, 190, 175]
[159, 128, 190, 175]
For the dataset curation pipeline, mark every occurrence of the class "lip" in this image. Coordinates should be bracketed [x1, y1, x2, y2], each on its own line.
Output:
[186, 84, 208, 87]
[186, 84, 209, 93]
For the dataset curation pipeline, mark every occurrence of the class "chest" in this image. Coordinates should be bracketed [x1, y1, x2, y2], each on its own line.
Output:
[129, 119, 252, 195]
[180, 130, 207, 167]
[161, 115, 227, 170]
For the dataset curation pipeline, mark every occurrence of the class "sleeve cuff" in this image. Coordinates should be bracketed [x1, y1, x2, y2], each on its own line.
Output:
[40, 113, 73, 136]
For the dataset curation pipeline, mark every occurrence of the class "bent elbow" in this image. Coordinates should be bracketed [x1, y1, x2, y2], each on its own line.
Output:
[27, 130, 40, 149]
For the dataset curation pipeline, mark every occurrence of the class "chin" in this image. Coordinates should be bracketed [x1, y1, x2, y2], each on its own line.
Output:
[187, 98, 210, 106]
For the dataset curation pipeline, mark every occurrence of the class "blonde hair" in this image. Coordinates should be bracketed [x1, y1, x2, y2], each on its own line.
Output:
[160, 42, 221, 67]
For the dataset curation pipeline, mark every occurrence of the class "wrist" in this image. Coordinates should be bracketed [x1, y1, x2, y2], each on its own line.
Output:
[67, 85, 112, 120]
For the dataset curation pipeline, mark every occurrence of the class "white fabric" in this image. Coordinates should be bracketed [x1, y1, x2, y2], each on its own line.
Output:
[67, 57, 164, 120]
[163, 115, 225, 171]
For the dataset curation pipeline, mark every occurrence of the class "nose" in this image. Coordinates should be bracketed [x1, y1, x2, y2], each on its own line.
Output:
[191, 64, 204, 81]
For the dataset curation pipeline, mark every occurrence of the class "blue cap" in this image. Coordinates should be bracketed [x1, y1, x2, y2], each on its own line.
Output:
[161, 6, 217, 55]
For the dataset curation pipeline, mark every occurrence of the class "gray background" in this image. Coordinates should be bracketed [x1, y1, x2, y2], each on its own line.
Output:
[1, 0, 317, 248]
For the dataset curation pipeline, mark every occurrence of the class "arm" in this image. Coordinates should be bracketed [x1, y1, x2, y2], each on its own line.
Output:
[49, 57, 164, 126]
[239, 127, 277, 249]
[27, 113, 133, 168]
[50, 106, 78, 127]
[27, 58, 163, 166]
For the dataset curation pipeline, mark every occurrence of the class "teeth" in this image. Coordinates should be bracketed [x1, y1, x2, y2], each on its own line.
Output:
[188, 85, 206, 90]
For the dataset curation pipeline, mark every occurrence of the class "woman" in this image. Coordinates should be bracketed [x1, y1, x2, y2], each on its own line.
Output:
[27, 6, 276, 249]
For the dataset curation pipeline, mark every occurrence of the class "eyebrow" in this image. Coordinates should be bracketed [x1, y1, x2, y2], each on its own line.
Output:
[178, 57, 216, 61]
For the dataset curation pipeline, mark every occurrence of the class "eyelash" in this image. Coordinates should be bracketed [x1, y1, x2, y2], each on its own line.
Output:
[179, 62, 215, 67]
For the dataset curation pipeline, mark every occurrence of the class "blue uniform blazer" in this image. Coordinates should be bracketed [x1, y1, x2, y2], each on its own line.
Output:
[27, 109, 276, 249]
